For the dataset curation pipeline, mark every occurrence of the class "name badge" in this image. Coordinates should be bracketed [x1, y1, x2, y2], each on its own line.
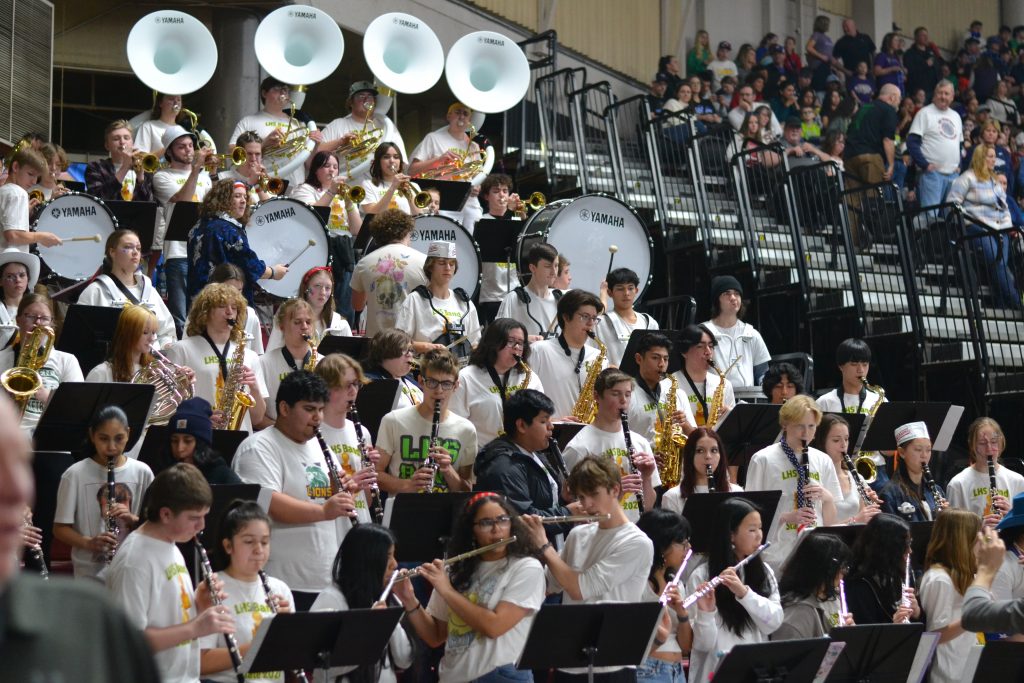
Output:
[446, 322, 465, 335]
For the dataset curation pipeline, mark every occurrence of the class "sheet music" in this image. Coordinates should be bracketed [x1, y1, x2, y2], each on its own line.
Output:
[933, 405, 964, 452]
[907, 631, 940, 683]
[811, 642, 846, 683]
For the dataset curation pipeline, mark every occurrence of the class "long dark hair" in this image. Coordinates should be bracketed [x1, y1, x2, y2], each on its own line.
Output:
[778, 533, 850, 606]
[447, 494, 538, 593]
[369, 142, 403, 185]
[636, 509, 691, 593]
[468, 317, 531, 368]
[680, 427, 730, 497]
[213, 500, 271, 571]
[890, 449, 926, 508]
[303, 151, 340, 190]
[849, 513, 910, 615]
[707, 498, 771, 634]
[83, 405, 130, 460]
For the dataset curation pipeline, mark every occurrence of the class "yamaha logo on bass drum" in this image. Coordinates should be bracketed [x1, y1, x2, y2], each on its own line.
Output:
[51, 205, 98, 220]
[253, 206, 297, 226]
[578, 209, 625, 228]
[411, 229, 457, 242]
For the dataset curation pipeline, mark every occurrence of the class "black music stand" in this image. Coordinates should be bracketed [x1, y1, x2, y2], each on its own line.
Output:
[242, 608, 403, 677]
[30, 450, 75, 563]
[355, 379, 399, 441]
[63, 180, 86, 193]
[106, 200, 158, 252]
[714, 638, 833, 682]
[517, 603, 662, 683]
[385, 492, 473, 562]
[163, 201, 200, 244]
[474, 218, 523, 293]
[318, 334, 370, 362]
[415, 179, 471, 211]
[860, 402, 961, 452]
[311, 205, 331, 225]
[682, 491, 781, 553]
[56, 304, 123, 374]
[137, 424, 250, 474]
[970, 641, 1024, 681]
[552, 421, 586, 451]
[35, 382, 155, 453]
[617, 329, 683, 377]
[715, 403, 784, 456]
[825, 623, 926, 683]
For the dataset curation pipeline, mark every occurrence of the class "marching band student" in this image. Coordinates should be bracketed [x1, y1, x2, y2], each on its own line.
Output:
[364, 328, 424, 408]
[0, 247, 38, 328]
[84, 119, 155, 203]
[312, 525, 413, 683]
[745, 395, 841, 572]
[218, 131, 274, 204]
[563, 368, 660, 520]
[554, 254, 572, 291]
[314, 353, 381, 526]
[53, 405, 154, 580]
[376, 349, 478, 494]
[918, 508, 982, 683]
[761, 361, 804, 404]
[1, 147, 60, 251]
[451, 318, 544, 447]
[133, 93, 184, 155]
[700, 275, 771, 388]
[626, 332, 693, 450]
[635, 510, 694, 683]
[290, 150, 363, 236]
[350, 209, 428, 336]
[33, 143, 73, 201]
[320, 80, 408, 169]
[232, 371, 356, 611]
[79, 230, 177, 348]
[810, 414, 881, 526]
[672, 324, 734, 430]
[877, 421, 949, 522]
[164, 283, 268, 432]
[464, 174, 525, 324]
[266, 266, 352, 352]
[257, 298, 318, 424]
[0, 293, 84, 431]
[208, 263, 264, 355]
[397, 240, 481, 360]
[529, 289, 607, 419]
[496, 243, 562, 341]
[147, 398, 240, 485]
[105, 463, 236, 683]
[598, 268, 660, 367]
[408, 102, 481, 176]
[661, 427, 742, 514]
[686, 498, 782, 683]
[844, 513, 921, 625]
[771, 533, 853, 640]
[523, 456, 654, 682]
[360, 142, 422, 216]
[85, 303, 156, 381]
[199, 501, 294, 683]
[403, 493, 544, 683]
[815, 338, 884, 414]
[947, 418, 1024, 524]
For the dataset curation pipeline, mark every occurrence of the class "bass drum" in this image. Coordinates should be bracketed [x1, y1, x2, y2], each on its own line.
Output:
[517, 194, 653, 300]
[407, 215, 482, 300]
[247, 197, 329, 299]
[34, 192, 117, 281]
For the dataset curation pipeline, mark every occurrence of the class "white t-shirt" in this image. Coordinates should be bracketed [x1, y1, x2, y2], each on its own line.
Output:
[991, 550, 1024, 602]
[671, 369, 735, 428]
[745, 441, 842, 572]
[321, 113, 408, 170]
[106, 531, 200, 683]
[152, 167, 213, 258]
[54, 456, 154, 579]
[496, 287, 560, 338]
[134, 119, 174, 154]
[0, 347, 83, 432]
[426, 556, 544, 683]
[834, 469, 863, 522]
[231, 426, 344, 592]
[246, 306, 265, 356]
[359, 178, 420, 215]
[528, 337, 607, 418]
[908, 104, 963, 174]
[701, 320, 771, 388]
[350, 243, 428, 337]
[410, 127, 478, 165]
[918, 567, 979, 683]
[318, 419, 375, 525]
[464, 213, 519, 304]
[0, 184, 30, 252]
[627, 376, 694, 447]
[86, 360, 140, 383]
[164, 335, 267, 434]
[450, 363, 544, 448]
[707, 59, 738, 91]
[376, 404, 478, 490]
[395, 289, 481, 349]
[563, 424, 661, 522]
[229, 110, 308, 187]
[266, 312, 351, 353]
[660, 481, 744, 514]
[547, 522, 653, 673]
[198, 572, 294, 683]
[815, 387, 885, 415]
[79, 273, 178, 348]
[946, 464, 1024, 517]
[258, 346, 317, 420]
[599, 311, 659, 368]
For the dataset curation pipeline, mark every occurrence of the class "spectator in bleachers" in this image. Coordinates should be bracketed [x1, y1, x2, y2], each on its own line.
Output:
[972, 56, 1000, 102]
[964, 20, 984, 48]
[806, 15, 838, 91]
[708, 41, 738, 91]
[687, 30, 712, 77]
[820, 90, 846, 131]
[764, 45, 789, 97]
[986, 81, 1019, 128]
[874, 33, 907, 95]
[820, 130, 846, 172]
[756, 33, 780, 65]
[781, 117, 835, 168]
[728, 85, 782, 138]
[647, 76, 669, 118]
[799, 87, 821, 114]
[770, 81, 800, 124]
[756, 105, 779, 144]
[1009, 50, 1024, 88]
[736, 45, 758, 84]
[657, 55, 686, 101]
[848, 61, 875, 104]
[904, 27, 943, 100]
[833, 19, 877, 80]
[845, 84, 901, 185]
[908, 81, 963, 208]
[962, 121, 1014, 196]
[801, 106, 823, 143]
[783, 36, 804, 82]
[731, 111, 781, 167]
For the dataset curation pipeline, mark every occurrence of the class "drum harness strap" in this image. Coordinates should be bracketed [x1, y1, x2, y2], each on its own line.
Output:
[98, 274, 142, 307]
[414, 285, 471, 353]
[514, 286, 563, 336]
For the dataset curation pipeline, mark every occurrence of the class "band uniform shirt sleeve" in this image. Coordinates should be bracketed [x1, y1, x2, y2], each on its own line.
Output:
[0, 185, 30, 247]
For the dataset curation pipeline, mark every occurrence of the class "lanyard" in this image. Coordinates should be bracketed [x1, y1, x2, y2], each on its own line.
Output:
[557, 334, 587, 375]
[109, 275, 141, 305]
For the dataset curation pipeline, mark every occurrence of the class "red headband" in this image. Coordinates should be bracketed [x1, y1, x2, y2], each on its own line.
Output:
[466, 491, 502, 509]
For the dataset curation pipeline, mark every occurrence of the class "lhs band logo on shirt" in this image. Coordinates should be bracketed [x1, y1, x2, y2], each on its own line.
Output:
[398, 435, 462, 485]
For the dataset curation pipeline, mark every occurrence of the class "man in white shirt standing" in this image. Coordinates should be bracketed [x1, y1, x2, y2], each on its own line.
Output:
[907, 80, 963, 211]
[701, 275, 771, 388]
[407, 102, 481, 176]
[707, 41, 738, 92]
[319, 81, 408, 178]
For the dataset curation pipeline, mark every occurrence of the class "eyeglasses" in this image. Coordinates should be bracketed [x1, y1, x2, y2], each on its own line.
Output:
[576, 313, 600, 324]
[977, 439, 1002, 447]
[474, 515, 512, 530]
[3, 272, 27, 282]
[505, 340, 525, 350]
[401, 349, 415, 356]
[422, 378, 456, 391]
[20, 314, 52, 324]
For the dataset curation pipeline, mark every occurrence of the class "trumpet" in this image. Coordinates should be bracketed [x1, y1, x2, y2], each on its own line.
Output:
[28, 189, 44, 204]
[204, 146, 246, 172]
[540, 514, 610, 524]
[394, 537, 516, 583]
[259, 174, 286, 195]
[333, 182, 365, 204]
[133, 152, 161, 174]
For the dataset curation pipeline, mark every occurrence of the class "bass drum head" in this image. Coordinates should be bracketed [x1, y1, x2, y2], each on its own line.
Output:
[408, 215, 482, 300]
[247, 197, 329, 299]
[34, 192, 117, 281]
[519, 194, 654, 300]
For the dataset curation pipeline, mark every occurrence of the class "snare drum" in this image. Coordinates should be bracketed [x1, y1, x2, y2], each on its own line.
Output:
[34, 192, 117, 281]
[247, 197, 329, 299]
[407, 215, 482, 299]
[517, 194, 654, 300]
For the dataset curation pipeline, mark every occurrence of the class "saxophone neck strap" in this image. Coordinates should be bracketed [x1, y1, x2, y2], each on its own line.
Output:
[485, 364, 513, 404]
[681, 368, 708, 421]
[557, 334, 587, 376]
[839, 385, 867, 413]
[201, 332, 232, 381]
[280, 346, 310, 372]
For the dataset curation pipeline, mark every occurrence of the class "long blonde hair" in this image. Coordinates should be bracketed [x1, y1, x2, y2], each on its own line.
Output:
[923, 508, 980, 595]
[970, 143, 995, 183]
[967, 417, 1004, 464]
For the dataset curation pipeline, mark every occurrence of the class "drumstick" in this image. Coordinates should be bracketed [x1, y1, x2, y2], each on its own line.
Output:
[63, 234, 102, 243]
[284, 239, 316, 267]
[606, 245, 619, 276]
[445, 326, 482, 350]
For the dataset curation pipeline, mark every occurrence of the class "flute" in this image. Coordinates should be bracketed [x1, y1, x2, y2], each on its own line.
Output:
[620, 410, 644, 512]
[660, 548, 693, 605]
[196, 537, 245, 683]
[900, 555, 912, 623]
[839, 578, 848, 620]
[681, 542, 771, 609]
[395, 537, 516, 583]
[540, 514, 611, 524]
[349, 402, 384, 525]
[258, 570, 310, 683]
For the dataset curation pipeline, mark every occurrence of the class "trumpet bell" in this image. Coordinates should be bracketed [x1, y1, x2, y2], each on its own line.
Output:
[444, 31, 531, 113]
[363, 13, 444, 94]
[254, 6, 343, 87]
[126, 10, 218, 95]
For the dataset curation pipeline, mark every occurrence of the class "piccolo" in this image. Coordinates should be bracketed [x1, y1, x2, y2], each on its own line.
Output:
[681, 542, 771, 609]
[540, 514, 611, 524]
[395, 536, 516, 583]
[660, 547, 693, 605]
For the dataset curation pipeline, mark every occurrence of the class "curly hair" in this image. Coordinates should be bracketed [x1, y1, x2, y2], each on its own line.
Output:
[201, 178, 250, 222]
[369, 208, 415, 244]
[186, 283, 248, 339]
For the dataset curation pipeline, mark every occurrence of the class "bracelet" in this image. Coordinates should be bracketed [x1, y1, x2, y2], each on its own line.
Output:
[404, 602, 421, 614]
[677, 616, 690, 624]
[536, 542, 553, 557]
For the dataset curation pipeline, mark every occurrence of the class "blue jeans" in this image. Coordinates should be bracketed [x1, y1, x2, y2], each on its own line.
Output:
[917, 169, 958, 211]
[966, 224, 1021, 309]
[636, 657, 686, 683]
[335, 268, 354, 324]
[476, 664, 533, 683]
[165, 257, 188, 337]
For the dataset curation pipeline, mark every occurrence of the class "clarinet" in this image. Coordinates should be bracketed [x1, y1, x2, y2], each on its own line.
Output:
[314, 428, 357, 525]
[23, 510, 48, 580]
[421, 399, 442, 493]
[259, 570, 310, 683]
[105, 456, 119, 564]
[349, 402, 384, 525]
[196, 538, 245, 683]
[620, 410, 644, 512]
[681, 542, 771, 608]
[987, 455, 1001, 518]
[706, 463, 716, 493]
[922, 463, 947, 514]
[547, 437, 570, 480]
[841, 450, 872, 505]
[797, 440, 814, 531]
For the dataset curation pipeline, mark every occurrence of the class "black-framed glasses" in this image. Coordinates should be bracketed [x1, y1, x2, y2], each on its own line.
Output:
[505, 340, 525, 350]
[474, 515, 511, 530]
[423, 378, 456, 391]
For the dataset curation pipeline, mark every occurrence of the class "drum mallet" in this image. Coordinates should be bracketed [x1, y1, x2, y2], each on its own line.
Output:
[284, 239, 317, 267]
[64, 234, 102, 244]
[606, 245, 619, 276]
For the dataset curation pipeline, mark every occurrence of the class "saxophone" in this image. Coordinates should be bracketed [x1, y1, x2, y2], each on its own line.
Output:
[217, 329, 254, 430]
[851, 378, 885, 483]
[655, 373, 687, 488]
[509, 354, 532, 394]
[706, 356, 741, 428]
[571, 332, 606, 423]
[303, 334, 319, 372]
